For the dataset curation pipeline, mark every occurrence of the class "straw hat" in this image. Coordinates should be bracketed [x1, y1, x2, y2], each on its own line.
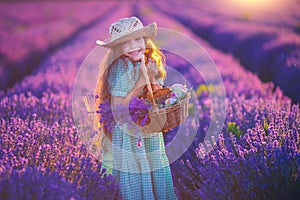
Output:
[96, 16, 157, 48]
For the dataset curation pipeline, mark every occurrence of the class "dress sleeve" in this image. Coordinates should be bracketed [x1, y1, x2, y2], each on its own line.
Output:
[108, 59, 135, 97]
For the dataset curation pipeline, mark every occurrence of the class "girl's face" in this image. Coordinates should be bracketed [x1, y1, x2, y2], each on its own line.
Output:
[120, 37, 146, 62]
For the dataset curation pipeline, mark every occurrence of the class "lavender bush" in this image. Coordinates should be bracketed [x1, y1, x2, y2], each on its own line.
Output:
[0, 115, 120, 199]
[170, 96, 299, 199]
[0, 166, 80, 199]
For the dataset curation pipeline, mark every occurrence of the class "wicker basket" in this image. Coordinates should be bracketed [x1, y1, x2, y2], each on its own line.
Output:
[138, 87, 190, 133]
[137, 58, 191, 133]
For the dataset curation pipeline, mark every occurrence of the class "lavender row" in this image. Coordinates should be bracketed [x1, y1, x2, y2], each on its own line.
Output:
[0, 1, 116, 90]
[171, 97, 299, 199]
[165, 66, 299, 199]
[135, 4, 299, 199]
[0, 116, 120, 199]
[153, 0, 300, 103]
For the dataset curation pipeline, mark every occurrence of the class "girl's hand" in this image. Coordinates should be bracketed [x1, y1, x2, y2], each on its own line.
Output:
[147, 59, 158, 82]
[141, 57, 158, 82]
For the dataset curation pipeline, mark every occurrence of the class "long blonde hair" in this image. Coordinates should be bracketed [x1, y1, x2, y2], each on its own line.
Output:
[95, 38, 166, 141]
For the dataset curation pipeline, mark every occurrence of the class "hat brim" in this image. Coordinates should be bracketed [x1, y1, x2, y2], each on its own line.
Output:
[96, 22, 157, 48]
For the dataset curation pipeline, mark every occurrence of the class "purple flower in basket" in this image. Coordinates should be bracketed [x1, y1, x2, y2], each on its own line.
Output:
[129, 97, 151, 126]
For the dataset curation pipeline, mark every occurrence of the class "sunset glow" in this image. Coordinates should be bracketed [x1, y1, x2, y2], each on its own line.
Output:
[227, 0, 289, 11]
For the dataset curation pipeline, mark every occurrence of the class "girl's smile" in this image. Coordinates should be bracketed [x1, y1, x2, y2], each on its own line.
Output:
[120, 38, 146, 62]
[125, 48, 143, 60]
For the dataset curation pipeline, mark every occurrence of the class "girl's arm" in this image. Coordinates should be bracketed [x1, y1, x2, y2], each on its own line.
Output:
[112, 57, 158, 106]
[112, 74, 146, 106]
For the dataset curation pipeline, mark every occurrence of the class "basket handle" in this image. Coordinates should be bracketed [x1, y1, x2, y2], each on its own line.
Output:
[141, 56, 158, 111]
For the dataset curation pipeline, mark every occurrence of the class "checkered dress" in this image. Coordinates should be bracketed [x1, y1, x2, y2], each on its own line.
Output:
[101, 57, 177, 200]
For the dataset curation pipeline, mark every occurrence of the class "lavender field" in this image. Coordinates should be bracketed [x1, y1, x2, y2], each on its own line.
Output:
[0, 0, 299, 199]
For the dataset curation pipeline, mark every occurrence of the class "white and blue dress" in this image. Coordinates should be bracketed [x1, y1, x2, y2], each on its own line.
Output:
[101, 57, 177, 200]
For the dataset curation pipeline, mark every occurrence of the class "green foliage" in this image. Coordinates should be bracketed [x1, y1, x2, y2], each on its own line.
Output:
[227, 122, 242, 139]
[263, 118, 269, 134]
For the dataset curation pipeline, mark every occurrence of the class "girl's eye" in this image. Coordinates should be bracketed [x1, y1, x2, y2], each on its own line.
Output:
[135, 38, 142, 42]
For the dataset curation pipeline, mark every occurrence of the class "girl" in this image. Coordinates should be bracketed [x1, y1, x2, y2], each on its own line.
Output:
[95, 16, 177, 200]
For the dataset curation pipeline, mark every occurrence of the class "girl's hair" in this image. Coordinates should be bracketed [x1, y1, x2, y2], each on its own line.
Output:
[95, 38, 166, 142]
